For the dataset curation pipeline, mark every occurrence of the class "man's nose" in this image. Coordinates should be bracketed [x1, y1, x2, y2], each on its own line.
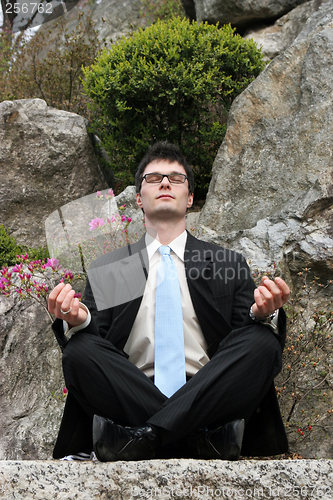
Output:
[160, 176, 171, 188]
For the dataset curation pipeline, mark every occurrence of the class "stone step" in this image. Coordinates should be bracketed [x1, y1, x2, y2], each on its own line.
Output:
[0, 459, 332, 499]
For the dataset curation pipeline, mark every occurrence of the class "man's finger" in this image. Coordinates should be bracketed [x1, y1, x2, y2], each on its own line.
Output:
[48, 282, 66, 312]
[274, 277, 290, 302]
[256, 285, 276, 309]
[59, 289, 75, 314]
[55, 284, 73, 309]
[261, 277, 286, 306]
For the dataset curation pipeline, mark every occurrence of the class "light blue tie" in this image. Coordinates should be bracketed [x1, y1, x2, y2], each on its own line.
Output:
[154, 246, 186, 397]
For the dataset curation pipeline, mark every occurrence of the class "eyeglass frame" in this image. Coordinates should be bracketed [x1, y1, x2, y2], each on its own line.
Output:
[141, 173, 188, 185]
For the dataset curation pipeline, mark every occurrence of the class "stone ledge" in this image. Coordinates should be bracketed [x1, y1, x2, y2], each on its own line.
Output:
[0, 460, 332, 499]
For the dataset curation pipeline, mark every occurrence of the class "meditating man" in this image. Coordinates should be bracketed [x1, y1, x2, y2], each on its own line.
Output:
[48, 141, 290, 461]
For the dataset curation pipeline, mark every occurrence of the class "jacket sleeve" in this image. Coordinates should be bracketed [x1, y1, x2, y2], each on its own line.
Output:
[228, 253, 287, 350]
[51, 276, 113, 351]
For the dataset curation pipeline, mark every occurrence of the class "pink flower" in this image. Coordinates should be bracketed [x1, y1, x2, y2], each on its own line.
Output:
[64, 271, 74, 280]
[96, 191, 103, 199]
[45, 258, 62, 271]
[127, 217, 132, 223]
[74, 292, 81, 299]
[121, 215, 127, 222]
[0, 277, 9, 291]
[63, 387, 68, 395]
[12, 263, 23, 273]
[105, 189, 114, 199]
[89, 218, 105, 230]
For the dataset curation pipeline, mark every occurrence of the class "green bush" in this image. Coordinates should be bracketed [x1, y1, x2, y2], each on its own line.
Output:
[140, 0, 186, 24]
[83, 17, 265, 198]
[0, 225, 49, 268]
[0, 225, 22, 268]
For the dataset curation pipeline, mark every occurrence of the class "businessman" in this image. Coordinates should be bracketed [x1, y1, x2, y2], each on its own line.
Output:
[48, 141, 290, 461]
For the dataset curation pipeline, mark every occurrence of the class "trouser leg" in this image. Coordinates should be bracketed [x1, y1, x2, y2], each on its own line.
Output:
[148, 324, 282, 445]
[62, 333, 167, 426]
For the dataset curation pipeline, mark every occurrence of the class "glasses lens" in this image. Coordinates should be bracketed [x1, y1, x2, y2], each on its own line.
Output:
[168, 174, 186, 184]
[145, 174, 163, 183]
[144, 173, 187, 184]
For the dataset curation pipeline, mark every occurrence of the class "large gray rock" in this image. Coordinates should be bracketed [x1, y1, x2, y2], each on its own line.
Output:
[0, 293, 64, 460]
[193, 0, 310, 28]
[198, 1, 333, 459]
[0, 98, 108, 249]
[199, 0, 333, 281]
[244, 0, 325, 59]
[0, 459, 333, 499]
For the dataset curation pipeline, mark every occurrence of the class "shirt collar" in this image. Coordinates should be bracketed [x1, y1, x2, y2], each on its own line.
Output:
[145, 230, 187, 262]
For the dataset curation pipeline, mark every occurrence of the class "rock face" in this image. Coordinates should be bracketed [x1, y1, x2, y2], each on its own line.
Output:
[244, 0, 324, 59]
[2, 0, 333, 464]
[0, 98, 108, 249]
[0, 293, 64, 460]
[1, 459, 333, 499]
[199, 1, 333, 459]
[38, 0, 146, 48]
[193, 0, 310, 28]
[199, 0, 333, 282]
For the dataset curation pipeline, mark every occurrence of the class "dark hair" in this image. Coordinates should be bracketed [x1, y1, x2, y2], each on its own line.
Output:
[135, 141, 194, 194]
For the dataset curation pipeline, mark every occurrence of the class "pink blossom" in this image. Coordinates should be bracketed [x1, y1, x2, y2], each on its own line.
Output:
[89, 218, 105, 230]
[121, 215, 127, 222]
[105, 189, 114, 199]
[0, 277, 9, 290]
[63, 270, 74, 280]
[96, 191, 103, 199]
[127, 217, 132, 223]
[74, 292, 81, 299]
[45, 258, 62, 271]
[63, 387, 68, 395]
[12, 263, 23, 273]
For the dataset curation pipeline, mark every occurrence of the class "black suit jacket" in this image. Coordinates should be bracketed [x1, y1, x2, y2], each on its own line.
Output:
[52, 232, 288, 458]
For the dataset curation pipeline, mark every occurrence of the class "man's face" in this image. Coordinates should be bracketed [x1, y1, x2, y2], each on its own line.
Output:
[136, 160, 193, 221]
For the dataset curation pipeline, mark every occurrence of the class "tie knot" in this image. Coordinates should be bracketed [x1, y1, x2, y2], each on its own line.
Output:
[159, 245, 171, 257]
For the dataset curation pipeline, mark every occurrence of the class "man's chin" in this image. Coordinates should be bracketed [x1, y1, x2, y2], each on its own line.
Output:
[150, 206, 185, 220]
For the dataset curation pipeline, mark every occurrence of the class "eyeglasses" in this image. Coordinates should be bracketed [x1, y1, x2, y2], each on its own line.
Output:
[142, 173, 188, 184]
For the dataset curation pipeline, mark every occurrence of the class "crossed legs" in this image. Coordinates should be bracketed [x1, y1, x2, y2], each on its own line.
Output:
[61, 324, 282, 456]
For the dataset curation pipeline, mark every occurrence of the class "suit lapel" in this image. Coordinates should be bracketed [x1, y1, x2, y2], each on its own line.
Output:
[185, 232, 232, 358]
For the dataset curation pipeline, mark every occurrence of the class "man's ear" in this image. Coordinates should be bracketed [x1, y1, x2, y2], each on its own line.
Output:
[187, 193, 194, 208]
[136, 192, 143, 209]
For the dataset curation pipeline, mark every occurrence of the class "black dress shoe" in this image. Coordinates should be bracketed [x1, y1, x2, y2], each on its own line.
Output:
[185, 419, 245, 460]
[93, 415, 159, 462]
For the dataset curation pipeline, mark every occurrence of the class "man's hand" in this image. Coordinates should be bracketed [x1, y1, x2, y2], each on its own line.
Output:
[251, 276, 290, 318]
[48, 283, 88, 327]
